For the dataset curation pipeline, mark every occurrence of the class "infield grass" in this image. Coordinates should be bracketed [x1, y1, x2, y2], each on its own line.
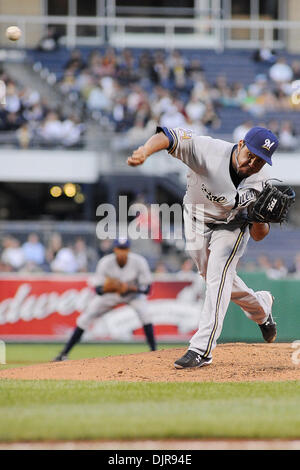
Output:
[1, 343, 183, 369]
[0, 380, 300, 441]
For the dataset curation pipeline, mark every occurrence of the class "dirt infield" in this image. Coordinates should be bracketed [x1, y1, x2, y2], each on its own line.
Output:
[0, 343, 299, 382]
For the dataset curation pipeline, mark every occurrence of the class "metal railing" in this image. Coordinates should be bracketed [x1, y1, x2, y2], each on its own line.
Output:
[0, 15, 299, 50]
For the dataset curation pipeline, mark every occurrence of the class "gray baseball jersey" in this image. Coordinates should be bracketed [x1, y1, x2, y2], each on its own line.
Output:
[157, 126, 274, 360]
[158, 126, 270, 225]
[90, 252, 152, 291]
[77, 252, 153, 330]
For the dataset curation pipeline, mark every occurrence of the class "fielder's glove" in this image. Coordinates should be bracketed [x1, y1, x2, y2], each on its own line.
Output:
[102, 277, 137, 296]
[103, 277, 123, 294]
[247, 181, 295, 224]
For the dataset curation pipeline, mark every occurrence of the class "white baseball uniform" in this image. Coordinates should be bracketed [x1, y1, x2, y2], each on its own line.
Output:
[77, 252, 153, 330]
[158, 126, 273, 359]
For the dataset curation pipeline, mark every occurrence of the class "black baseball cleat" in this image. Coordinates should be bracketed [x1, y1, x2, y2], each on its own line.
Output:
[52, 354, 68, 362]
[174, 350, 212, 369]
[259, 313, 277, 343]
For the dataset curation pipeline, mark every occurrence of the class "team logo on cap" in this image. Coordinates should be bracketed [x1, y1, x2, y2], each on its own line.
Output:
[262, 139, 275, 151]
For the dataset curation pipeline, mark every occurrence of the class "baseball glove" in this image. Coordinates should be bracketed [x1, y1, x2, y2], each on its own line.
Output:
[248, 182, 295, 224]
[103, 278, 136, 295]
[103, 277, 123, 294]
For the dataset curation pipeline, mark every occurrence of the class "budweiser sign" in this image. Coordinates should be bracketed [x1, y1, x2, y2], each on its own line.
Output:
[0, 275, 205, 340]
[0, 283, 94, 324]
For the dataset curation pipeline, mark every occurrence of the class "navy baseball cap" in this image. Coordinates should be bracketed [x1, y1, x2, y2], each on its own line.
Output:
[244, 127, 279, 166]
[113, 238, 131, 249]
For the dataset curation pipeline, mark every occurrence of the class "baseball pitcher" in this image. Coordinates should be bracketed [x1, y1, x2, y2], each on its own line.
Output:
[127, 126, 295, 369]
[54, 238, 156, 361]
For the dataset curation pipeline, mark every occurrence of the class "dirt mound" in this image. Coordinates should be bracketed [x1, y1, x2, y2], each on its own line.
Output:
[0, 343, 299, 382]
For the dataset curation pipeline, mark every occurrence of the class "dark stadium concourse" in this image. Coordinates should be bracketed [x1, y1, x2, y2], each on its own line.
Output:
[97, 174, 185, 209]
[0, 175, 185, 222]
[0, 182, 89, 221]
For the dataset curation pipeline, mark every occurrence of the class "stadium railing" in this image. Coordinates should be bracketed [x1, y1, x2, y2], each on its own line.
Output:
[0, 15, 300, 50]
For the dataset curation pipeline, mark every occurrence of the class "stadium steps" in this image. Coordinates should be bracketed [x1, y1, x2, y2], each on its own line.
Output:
[4, 61, 63, 110]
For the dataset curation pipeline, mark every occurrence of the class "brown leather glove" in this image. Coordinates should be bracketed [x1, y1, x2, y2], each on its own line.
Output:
[102, 277, 123, 294]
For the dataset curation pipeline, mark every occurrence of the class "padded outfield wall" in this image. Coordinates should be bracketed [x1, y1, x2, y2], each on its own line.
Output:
[0, 272, 298, 343]
[223, 272, 300, 343]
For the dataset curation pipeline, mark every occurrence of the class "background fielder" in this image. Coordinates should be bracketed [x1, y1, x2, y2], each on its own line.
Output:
[54, 238, 156, 361]
[128, 126, 279, 369]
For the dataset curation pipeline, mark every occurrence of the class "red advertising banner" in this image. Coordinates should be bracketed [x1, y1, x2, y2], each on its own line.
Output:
[0, 274, 205, 341]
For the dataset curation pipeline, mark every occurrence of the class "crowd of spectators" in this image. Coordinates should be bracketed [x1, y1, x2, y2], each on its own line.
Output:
[55, 46, 300, 150]
[237, 253, 300, 279]
[1, 231, 300, 279]
[1, 46, 299, 150]
[233, 118, 299, 151]
[0, 233, 97, 273]
[0, 69, 85, 149]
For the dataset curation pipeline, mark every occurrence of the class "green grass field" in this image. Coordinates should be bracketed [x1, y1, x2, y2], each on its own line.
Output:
[1, 342, 178, 369]
[0, 344, 300, 441]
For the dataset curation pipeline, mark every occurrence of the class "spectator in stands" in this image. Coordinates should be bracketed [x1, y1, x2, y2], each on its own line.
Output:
[101, 46, 118, 76]
[50, 243, 79, 273]
[112, 95, 134, 132]
[248, 74, 268, 98]
[126, 116, 157, 149]
[231, 82, 248, 106]
[1, 236, 25, 271]
[46, 232, 63, 265]
[232, 120, 253, 142]
[20, 87, 40, 109]
[275, 88, 292, 110]
[269, 57, 293, 84]
[290, 252, 300, 276]
[86, 83, 111, 112]
[291, 60, 300, 80]
[154, 262, 169, 274]
[267, 119, 280, 136]
[252, 45, 276, 65]
[73, 68, 94, 98]
[73, 237, 89, 272]
[100, 76, 118, 102]
[37, 26, 60, 52]
[257, 255, 272, 274]
[267, 258, 288, 280]
[58, 69, 77, 96]
[153, 50, 169, 85]
[186, 58, 205, 78]
[98, 239, 113, 258]
[64, 49, 86, 73]
[167, 49, 187, 75]
[22, 233, 45, 267]
[138, 50, 158, 85]
[185, 93, 206, 122]
[159, 100, 187, 128]
[279, 121, 298, 151]
[175, 259, 197, 281]
[38, 111, 64, 144]
[201, 102, 220, 129]
[5, 81, 21, 114]
[151, 86, 173, 117]
[23, 102, 45, 123]
[116, 48, 139, 85]
[1, 112, 23, 131]
[60, 114, 85, 148]
[127, 84, 147, 114]
[238, 260, 257, 272]
[16, 123, 33, 149]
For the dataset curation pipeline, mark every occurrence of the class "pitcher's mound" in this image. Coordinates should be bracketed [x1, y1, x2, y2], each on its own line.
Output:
[0, 343, 299, 383]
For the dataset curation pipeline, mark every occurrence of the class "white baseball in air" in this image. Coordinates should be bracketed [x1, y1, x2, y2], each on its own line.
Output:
[5, 26, 22, 41]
